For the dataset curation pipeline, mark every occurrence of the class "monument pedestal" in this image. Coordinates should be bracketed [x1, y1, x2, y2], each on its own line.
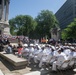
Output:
[51, 27, 60, 41]
[0, 21, 10, 36]
[0, 0, 10, 37]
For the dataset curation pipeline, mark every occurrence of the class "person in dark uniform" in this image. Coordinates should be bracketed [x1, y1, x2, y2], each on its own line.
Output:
[0, 38, 4, 52]
[3, 38, 10, 45]
[5, 42, 13, 54]
[0, 43, 4, 52]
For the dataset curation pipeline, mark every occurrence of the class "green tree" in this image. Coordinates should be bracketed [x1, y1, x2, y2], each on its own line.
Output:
[35, 10, 59, 39]
[9, 18, 17, 35]
[61, 18, 76, 40]
[9, 15, 37, 37]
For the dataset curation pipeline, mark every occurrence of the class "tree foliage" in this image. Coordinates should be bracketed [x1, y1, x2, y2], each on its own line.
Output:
[9, 10, 59, 39]
[9, 15, 37, 37]
[9, 18, 17, 35]
[61, 18, 76, 40]
[35, 10, 59, 38]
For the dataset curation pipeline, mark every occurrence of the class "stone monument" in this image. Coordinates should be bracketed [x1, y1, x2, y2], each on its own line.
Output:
[51, 27, 60, 41]
[0, 0, 10, 36]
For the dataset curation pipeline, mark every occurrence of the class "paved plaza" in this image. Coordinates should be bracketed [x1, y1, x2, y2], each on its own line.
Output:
[0, 56, 76, 75]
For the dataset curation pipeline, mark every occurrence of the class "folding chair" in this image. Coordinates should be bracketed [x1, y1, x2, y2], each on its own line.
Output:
[68, 58, 75, 68]
[39, 54, 53, 67]
[59, 60, 69, 70]
[57, 56, 69, 70]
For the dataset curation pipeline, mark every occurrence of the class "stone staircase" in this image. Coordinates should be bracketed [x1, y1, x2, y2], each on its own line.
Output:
[0, 70, 4, 75]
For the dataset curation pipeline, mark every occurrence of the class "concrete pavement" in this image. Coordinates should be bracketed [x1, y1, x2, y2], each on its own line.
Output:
[0, 56, 76, 75]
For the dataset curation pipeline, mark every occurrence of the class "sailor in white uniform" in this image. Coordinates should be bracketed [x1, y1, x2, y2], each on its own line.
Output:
[21, 44, 29, 57]
[28, 44, 34, 62]
[52, 48, 68, 71]
[33, 46, 42, 63]
[34, 45, 45, 63]
[38, 46, 52, 68]
[63, 46, 71, 57]
[69, 47, 75, 58]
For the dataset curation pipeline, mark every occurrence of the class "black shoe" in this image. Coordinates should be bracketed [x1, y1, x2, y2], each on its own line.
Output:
[51, 70, 57, 73]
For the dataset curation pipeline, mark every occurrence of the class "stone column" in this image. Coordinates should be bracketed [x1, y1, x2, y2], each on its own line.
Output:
[1, 0, 4, 21]
[5, 0, 9, 22]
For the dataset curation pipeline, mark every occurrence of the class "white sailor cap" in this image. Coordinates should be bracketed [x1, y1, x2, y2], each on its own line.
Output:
[68, 43, 72, 46]
[57, 48, 62, 52]
[23, 44, 28, 47]
[51, 46, 55, 50]
[30, 44, 34, 46]
[70, 46, 75, 50]
[45, 44, 50, 47]
[63, 46, 69, 49]
[56, 47, 59, 49]
[41, 45, 45, 48]
[35, 44, 38, 46]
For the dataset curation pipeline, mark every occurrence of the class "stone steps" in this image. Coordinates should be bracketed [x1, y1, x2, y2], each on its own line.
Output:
[0, 69, 4, 75]
[5, 72, 21, 75]
[23, 71, 40, 75]
[0, 52, 28, 69]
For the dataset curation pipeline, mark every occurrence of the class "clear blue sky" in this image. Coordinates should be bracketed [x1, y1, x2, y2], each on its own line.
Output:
[9, 0, 66, 19]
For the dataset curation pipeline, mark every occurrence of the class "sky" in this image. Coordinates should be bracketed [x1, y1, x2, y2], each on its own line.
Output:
[9, 0, 66, 19]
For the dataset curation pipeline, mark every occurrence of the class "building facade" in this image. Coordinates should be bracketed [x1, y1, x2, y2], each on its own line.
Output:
[0, 0, 10, 35]
[55, 0, 76, 29]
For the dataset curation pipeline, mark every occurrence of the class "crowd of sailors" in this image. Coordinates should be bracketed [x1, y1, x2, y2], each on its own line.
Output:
[18, 43, 76, 71]
[0, 38, 76, 71]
